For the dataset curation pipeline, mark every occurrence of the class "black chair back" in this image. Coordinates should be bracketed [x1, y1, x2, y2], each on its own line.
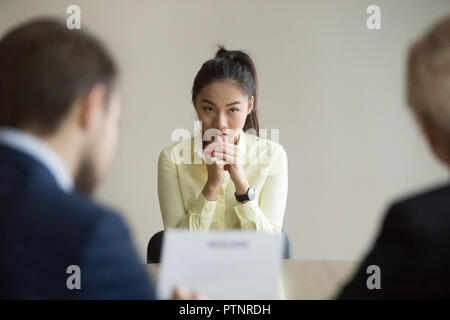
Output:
[147, 229, 293, 263]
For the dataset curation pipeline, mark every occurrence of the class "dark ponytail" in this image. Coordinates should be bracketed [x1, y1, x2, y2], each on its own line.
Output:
[192, 45, 260, 136]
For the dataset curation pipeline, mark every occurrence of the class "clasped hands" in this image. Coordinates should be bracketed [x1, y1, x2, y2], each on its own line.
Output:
[202, 134, 249, 194]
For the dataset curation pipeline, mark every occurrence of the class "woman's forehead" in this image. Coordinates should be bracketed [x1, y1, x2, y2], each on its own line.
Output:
[198, 81, 249, 102]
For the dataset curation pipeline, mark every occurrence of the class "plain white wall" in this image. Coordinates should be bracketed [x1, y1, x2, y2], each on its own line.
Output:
[1, 0, 449, 261]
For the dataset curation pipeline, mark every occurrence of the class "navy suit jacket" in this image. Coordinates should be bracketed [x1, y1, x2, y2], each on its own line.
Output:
[0, 145, 155, 299]
[337, 184, 450, 299]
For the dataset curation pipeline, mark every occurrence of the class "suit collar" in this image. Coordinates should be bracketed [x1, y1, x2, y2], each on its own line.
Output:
[0, 128, 74, 192]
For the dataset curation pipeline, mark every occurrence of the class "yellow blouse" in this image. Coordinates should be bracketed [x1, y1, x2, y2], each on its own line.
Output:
[157, 130, 288, 232]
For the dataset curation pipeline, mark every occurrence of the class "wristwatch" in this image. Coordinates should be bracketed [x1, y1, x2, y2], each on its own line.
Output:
[235, 187, 256, 203]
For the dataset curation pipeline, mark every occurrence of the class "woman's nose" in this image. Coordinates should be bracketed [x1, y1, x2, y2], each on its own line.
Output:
[214, 115, 227, 130]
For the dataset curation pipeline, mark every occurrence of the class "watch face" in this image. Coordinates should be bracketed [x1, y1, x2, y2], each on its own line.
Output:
[248, 187, 256, 200]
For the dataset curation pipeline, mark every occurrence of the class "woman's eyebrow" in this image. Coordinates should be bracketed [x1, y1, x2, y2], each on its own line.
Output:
[201, 99, 241, 107]
[202, 99, 216, 106]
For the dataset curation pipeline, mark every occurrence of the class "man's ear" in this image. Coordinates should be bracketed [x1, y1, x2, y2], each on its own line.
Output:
[417, 115, 450, 165]
[79, 84, 107, 132]
[247, 96, 254, 115]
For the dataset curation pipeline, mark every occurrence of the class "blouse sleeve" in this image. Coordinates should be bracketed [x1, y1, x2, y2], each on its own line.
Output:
[157, 149, 217, 230]
[233, 145, 288, 233]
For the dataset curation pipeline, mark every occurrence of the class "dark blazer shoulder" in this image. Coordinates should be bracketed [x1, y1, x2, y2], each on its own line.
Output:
[0, 146, 154, 299]
[383, 183, 450, 241]
[337, 183, 450, 299]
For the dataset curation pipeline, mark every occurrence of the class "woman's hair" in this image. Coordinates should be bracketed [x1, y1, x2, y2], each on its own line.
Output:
[192, 45, 260, 136]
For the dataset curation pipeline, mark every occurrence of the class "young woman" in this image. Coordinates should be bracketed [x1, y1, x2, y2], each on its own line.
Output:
[157, 46, 288, 232]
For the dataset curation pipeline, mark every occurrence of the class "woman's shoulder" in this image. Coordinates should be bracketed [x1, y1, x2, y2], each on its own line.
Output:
[244, 132, 287, 173]
[159, 135, 197, 162]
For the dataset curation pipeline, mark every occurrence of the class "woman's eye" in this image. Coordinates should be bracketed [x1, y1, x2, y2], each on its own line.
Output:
[229, 108, 239, 113]
[203, 107, 214, 113]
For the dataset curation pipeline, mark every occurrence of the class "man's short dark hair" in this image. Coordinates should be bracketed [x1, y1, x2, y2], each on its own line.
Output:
[0, 18, 117, 135]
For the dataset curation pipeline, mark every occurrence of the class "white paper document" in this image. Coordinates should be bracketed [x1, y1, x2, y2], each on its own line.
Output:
[157, 230, 283, 300]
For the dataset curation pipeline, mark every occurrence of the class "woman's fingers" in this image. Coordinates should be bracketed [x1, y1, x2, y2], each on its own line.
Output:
[213, 152, 237, 165]
[213, 156, 226, 165]
[203, 143, 218, 163]
[219, 143, 241, 164]
[208, 141, 238, 157]
[205, 154, 226, 166]
[204, 138, 241, 165]
[204, 151, 227, 167]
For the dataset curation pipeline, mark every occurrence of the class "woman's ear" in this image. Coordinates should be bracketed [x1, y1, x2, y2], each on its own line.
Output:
[247, 96, 254, 115]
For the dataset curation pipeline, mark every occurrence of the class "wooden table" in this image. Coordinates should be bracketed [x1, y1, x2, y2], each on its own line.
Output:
[148, 259, 358, 300]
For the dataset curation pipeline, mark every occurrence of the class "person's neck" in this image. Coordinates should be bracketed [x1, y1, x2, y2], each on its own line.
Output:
[24, 127, 81, 180]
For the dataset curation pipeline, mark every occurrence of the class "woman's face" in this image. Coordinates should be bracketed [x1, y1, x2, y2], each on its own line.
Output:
[194, 80, 254, 144]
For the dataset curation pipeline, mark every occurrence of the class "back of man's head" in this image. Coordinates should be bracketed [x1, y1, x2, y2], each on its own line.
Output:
[0, 19, 121, 194]
[408, 15, 450, 164]
[0, 18, 117, 135]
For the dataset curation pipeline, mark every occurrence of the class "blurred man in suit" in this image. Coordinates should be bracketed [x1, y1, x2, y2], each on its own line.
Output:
[338, 15, 450, 299]
[0, 19, 193, 299]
